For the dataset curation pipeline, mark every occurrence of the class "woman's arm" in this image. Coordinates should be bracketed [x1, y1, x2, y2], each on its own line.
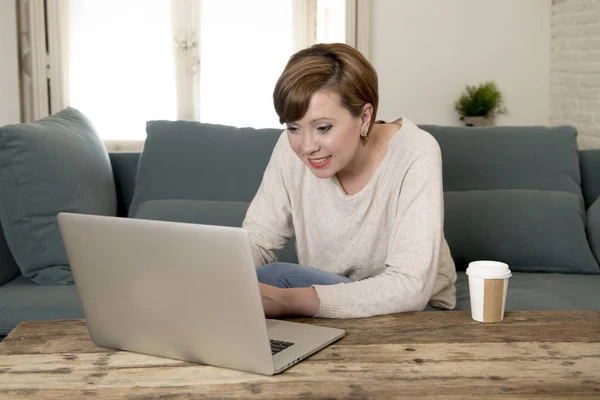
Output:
[245, 134, 323, 317]
[243, 133, 295, 268]
[259, 283, 320, 317]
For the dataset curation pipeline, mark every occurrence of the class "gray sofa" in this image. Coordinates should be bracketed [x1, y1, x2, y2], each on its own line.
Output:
[1, 119, 599, 338]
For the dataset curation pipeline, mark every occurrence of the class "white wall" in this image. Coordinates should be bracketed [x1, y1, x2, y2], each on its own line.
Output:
[550, 0, 600, 150]
[0, 0, 21, 126]
[371, 0, 552, 126]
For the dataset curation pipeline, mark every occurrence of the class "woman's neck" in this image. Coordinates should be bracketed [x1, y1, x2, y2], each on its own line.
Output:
[335, 122, 400, 194]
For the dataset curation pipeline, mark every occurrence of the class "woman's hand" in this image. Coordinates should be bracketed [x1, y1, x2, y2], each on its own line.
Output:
[258, 283, 320, 318]
[259, 283, 289, 317]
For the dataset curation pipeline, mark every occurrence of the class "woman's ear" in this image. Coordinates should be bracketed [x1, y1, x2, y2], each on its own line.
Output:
[361, 103, 373, 132]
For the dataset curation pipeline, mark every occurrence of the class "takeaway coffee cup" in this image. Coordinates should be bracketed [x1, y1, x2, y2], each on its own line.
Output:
[466, 261, 512, 323]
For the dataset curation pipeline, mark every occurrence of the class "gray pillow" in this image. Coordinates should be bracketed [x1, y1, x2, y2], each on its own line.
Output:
[135, 199, 250, 227]
[444, 189, 599, 274]
[128, 120, 282, 217]
[0, 107, 117, 284]
[587, 197, 600, 265]
[134, 199, 298, 264]
[420, 125, 582, 195]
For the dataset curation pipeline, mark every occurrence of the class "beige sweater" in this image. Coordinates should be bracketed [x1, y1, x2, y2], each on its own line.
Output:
[242, 117, 457, 318]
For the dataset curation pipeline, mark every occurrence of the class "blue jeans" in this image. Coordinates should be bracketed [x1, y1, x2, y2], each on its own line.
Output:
[257, 262, 353, 288]
[256, 262, 440, 311]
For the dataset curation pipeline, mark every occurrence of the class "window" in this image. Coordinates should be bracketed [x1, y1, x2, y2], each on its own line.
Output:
[198, 0, 293, 128]
[68, 0, 177, 140]
[20, 0, 369, 146]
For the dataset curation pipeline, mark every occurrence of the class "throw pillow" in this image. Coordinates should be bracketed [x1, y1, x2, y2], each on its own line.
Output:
[128, 120, 282, 217]
[0, 107, 117, 284]
[420, 124, 582, 195]
[134, 199, 298, 264]
[444, 189, 599, 274]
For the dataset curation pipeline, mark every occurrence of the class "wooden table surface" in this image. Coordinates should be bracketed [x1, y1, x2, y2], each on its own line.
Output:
[0, 310, 599, 399]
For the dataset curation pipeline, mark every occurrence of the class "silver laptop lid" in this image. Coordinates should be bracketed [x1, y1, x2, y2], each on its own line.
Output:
[57, 212, 276, 375]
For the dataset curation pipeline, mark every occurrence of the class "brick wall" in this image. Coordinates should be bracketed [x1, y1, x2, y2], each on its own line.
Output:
[550, 0, 600, 149]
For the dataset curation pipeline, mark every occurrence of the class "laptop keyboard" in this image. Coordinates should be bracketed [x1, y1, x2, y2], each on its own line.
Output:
[270, 339, 294, 355]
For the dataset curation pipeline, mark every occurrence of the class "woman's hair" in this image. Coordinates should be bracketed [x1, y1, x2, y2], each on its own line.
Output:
[273, 43, 379, 140]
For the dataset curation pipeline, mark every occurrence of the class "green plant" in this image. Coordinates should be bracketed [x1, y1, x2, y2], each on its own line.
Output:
[454, 81, 507, 119]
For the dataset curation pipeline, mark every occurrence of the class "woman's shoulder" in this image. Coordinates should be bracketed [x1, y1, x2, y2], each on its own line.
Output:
[389, 117, 442, 161]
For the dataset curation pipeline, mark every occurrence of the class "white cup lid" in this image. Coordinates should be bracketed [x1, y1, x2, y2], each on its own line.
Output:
[466, 260, 512, 279]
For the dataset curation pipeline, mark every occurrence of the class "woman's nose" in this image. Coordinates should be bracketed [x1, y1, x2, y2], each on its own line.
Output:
[301, 133, 319, 155]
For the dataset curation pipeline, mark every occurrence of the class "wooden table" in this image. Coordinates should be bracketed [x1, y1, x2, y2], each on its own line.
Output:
[0, 311, 599, 399]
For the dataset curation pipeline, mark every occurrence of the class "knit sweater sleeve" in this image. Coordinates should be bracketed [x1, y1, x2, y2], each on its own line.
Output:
[313, 139, 444, 318]
[242, 133, 295, 268]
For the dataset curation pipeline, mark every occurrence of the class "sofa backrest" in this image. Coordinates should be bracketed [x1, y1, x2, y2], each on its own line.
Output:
[109, 152, 140, 218]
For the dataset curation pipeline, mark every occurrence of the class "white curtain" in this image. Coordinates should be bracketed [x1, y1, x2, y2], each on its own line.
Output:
[46, 0, 70, 115]
[18, 0, 70, 122]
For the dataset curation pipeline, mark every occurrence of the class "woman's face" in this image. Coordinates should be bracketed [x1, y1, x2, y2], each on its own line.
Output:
[285, 90, 371, 179]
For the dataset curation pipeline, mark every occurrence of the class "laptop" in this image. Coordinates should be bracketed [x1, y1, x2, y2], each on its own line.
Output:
[57, 212, 345, 375]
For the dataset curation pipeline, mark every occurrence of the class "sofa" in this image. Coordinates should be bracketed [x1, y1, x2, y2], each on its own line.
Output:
[1, 109, 599, 338]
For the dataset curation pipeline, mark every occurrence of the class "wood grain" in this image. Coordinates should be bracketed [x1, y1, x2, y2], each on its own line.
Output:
[0, 311, 599, 399]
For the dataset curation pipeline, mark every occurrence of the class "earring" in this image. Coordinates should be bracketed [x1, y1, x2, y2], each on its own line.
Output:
[360, 130, 367, 137]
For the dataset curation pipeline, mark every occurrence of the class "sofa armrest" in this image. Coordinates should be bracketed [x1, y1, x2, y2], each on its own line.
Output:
[580, 149, 600, 209]
[587, 196, 600, 265]
[109, 152, 141, 217]
[0, 222, 20, 286]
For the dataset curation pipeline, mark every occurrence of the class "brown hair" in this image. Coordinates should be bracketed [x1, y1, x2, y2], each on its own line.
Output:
[273, 43, 379, 141]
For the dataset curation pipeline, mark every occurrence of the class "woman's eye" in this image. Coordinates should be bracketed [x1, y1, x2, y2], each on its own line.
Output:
[287, 126, 298, 133]
[318, 125, 332, 133]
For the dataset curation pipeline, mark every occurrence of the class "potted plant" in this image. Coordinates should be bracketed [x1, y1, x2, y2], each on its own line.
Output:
[454, 81, 507, 127]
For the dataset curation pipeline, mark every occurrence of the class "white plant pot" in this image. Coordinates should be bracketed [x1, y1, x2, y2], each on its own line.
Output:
[462, 116, 495, 127]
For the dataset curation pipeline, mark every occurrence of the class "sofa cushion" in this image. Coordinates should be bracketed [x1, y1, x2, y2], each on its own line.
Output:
[134, 199, 298, 264]
[420, 125, 582, 195]
[0, 275, 83, 336]
[454, 271, 600, 312]
[444, 189, 599, 273]
[128, 120, 283, 217]
[0, 107, 117, 284]
[587, 196, 600, 264]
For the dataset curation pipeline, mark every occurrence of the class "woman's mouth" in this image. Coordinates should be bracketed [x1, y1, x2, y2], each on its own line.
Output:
[308, 155, 332, 168]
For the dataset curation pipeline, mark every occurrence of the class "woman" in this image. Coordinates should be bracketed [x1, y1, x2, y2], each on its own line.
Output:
[242, 43, 456, 319]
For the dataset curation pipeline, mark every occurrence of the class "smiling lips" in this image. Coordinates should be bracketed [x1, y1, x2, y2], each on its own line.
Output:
[308, 155, 332, 168]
